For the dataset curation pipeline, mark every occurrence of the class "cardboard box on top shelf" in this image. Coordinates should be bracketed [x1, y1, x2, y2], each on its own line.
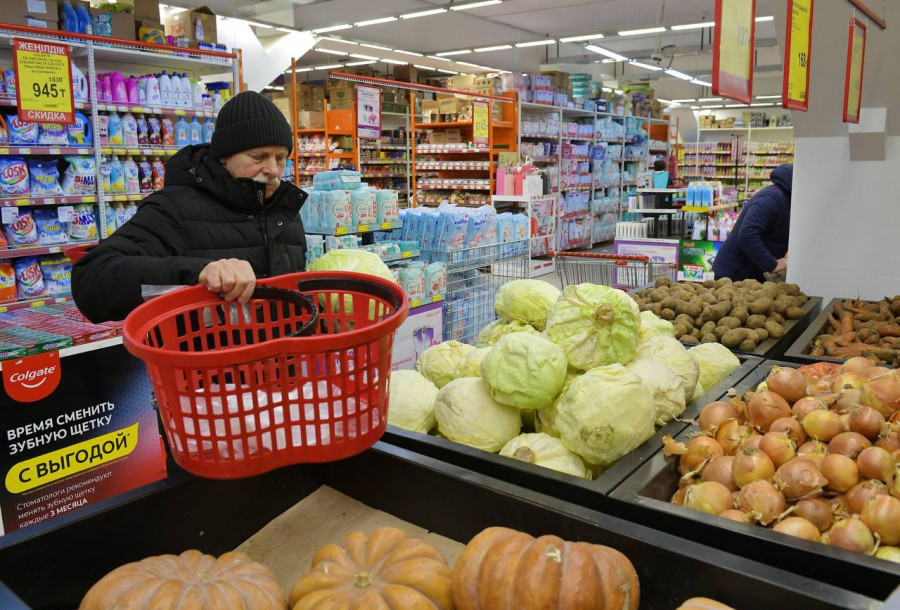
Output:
[329, 88, 354, 110]
[165, 6, 217, 45]
[0, 16, 58, 29]
[131, 0, 162, 21]
[450, 74, 476, 92]
[111, 11, 136, 40]
[392, 65, 417, 83]
[298, 111, 325, 129]
[0, 0, 58, 21]
[421, 100, 441, 122]
[428, 131, 446, 144]
[439, 97, 468, 117]
[271, 96, 292, 121]
[540, 70, 570, 93]
[500, 73, 527, 94]
[445, 128, 462, 143]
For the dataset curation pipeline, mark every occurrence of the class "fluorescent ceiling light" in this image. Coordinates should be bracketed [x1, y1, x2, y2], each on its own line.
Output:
[756, 16, 774, 22]
[585, 44, 628, 62]
[349, 53, 378, 60]
[698, 97, 721, 102]
[756, 94, 781, 99]
[312, 24, 351, 33]
[751, 102, 776, 107]
[629, 61, 662, 71]
[618, 27, 666, 36]
[355, 16, 398, 27]
[665, 68, 693, 80]
[674, 98, 696, 103]
[515, 39, 555, 47]
[456, 61, 480, 67]
[428, 55, 451, 61]
[436, 50, 471, 56]
[600, 58, 620, 63]
[671, 22, 715, 31]
[346, 61, 375, 66]
[450, 0, 502, 11]
[266, 85, 285, 90]
[691, 79, 712, 86]
[314, 64, 342, 70]
[294, 67, 311, 73]
[725, 103, 746, 108]
[414, 64, 435, 70]
[438, 68, 459, 74]
[614, 89, 624, 94]
[361, 43, 393, 51]
[691, 105, 700, 109]
[382, 59, 408, 65]
[475, 44, 512, 52]
[316, 48, 348, 56]
[395, 49, 424, 56]
[560, 33, 604, 42]
[658, 98, 676, 104]
[401, 8, 447, 19]
[322, 37, 356, 45]
[702, 105, 724, 109]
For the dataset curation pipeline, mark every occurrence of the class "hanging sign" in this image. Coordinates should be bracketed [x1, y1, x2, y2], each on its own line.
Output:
[713, 0, 756, 104]
[472, 101, 489, 146]
[843, 17, 866, 124]
[356, 85, 381, 139]
[783, 0, 814, 111]
[12, 38, 75, 124]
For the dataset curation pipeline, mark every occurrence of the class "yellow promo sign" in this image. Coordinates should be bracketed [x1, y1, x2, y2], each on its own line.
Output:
[784, 0, 814, 111]
[843, 18, 867, 123]
[473, 101, 489, 146]
[713, 0, 756, 104]
[12, 38, 75, 124]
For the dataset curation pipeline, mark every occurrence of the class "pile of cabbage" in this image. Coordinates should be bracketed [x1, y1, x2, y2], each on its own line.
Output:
[388, 279, 742, 480]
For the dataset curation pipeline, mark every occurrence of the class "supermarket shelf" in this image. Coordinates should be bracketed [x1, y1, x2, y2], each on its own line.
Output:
[360, 159, 407, 164]
[409, 294, 444, 311]
[682, 203, 740, 213]
[381, 249, 420, 263]
[330, 130, 354, 136]
[361, 173, 406, 178]
[105, 192, 153, 202]
[417, 182, 491, 190]
[0, 336, 126, 368]
[95, 103, 216, 118]
[0, 241, 99, 260]
[521, 101, 560, 111]
[0, 194, 98, 207]
[699, 126, 793, 132]
[749, 151, 795, 155]
[0, 95, 90, 110]
[0, 146, 92, 155]
[637, 188, 684, 194]
[415, 164, 490, 171]
[297, 128, 326, 134]
[296, 170, 322, 176]
[561, 107, 594, 117]
[629, 208, 680, 214]
[521, 133, 559, 140]
[649, 148, 669, 153]
[684, 151, 733, 155]
[561, 186, 591, 192]
[307, 221, 403, 236]
[89, 44, 234, 75]
[565, 136, 595, 142]
[99, 146, 182, 156]
[0, 295, 77, 314]
[529, 157, 559, 163]
[297, 152, 326, 157]
[329, 152, 355, 158]
[414, 121, 473, 128]
[622, 157, 648, 162]
[415, 147, 490, 154]
[360, 144, 408, 150]
[493, 121, 514, 129]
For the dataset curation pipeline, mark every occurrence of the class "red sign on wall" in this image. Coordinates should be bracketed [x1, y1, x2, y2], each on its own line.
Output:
[713, 0, 757, 104]
[843, 17, 867, 124]
[782, 0, 815, 111]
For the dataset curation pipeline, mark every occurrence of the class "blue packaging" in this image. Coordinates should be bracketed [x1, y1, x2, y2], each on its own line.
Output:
[512, 214, 529, 256]
[0, 156, 29, 196]
[350, 188, 376, 227]
[66, 112, 92, 145]
[13, 257, 47, 298]
[67, 203, 97, 241]
[497, 212, 515, 244]
[6, 115, 38, 145]
[436, 209, 468, 252]
[137, 160, 152, 192]
[28, 159, 63, 196]
[38, 123, 69, 145]
[33, 208, 68, 245]
[375, 190, 399, 224]
[321, 190, 352, 231]
[420, 211, 441, 252]
[3, 70, 15, 96]
[398, 266, 425, 303]
[424, 261, 447, 299]
[312, 170, 362, 192]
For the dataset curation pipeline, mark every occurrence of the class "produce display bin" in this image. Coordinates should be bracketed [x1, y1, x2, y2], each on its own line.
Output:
[610, 359, 900, 602]
[0, 442, 888, 609]
[384, 355, 762, 503]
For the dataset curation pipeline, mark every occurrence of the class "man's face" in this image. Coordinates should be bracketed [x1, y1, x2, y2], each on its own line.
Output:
[222, 145, 288, 199]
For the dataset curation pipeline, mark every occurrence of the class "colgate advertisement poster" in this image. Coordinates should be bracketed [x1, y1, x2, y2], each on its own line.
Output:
[0, 345, 166, 535]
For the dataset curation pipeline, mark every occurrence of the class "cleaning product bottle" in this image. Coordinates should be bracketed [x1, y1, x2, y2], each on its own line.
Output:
[202, 117, 215, 143]
[104, 203, 116, 237]
[158, 71, 172, 107]
[136, 114, 148, 145]
[170, 73, 182, 109]
[121, 113, 137, 146]
[75, 1, 91, 34]
[107, 112, 123, 145]
[194, 17, 204, 41]
[109, 155, 124, 192]
[145, 74, 161, 106]
[122, 157, 139, 194]
[60, 0, 78, 33]
[99, 158, 111, 194]
[136, 76, 146, 105]
[189, 116, 202, 145]
[70, 61, 88, 102]
[110, 72, 127, 104]
[192, 79, 204, 110]
[114, 203, 128, 228]
[203, 93, 212, 112]
[124, 200, 138, 221]
[126, 76, 139, 105]
[99, 74, 112, 103]
[174, 116, 189, 148]
[212, 88, 222, 112]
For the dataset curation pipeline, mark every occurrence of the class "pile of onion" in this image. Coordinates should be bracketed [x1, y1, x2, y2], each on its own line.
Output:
[667, 361, 900, 563]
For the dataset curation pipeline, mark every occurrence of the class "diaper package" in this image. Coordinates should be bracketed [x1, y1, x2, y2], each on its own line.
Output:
[28, 159, 63, 196]
[313, 170, 362, 192]
[350, 188, 377, 227]
[68, 203, 97, 241]
[0, 156, 29, 196]
[6, 116, 38, 145]
[0, 259, 16, 302]
[33, 208, 68, 245]
[436, 208, 469, 253]
[321, 190, 352, 231]
[375, 190, 399, 224]
[497, 212, 515, 246]
[300, 190, 320, 232]
[4, 208, 39, 247]
[37, 123, 68, 145]
[13, 257, 47, 299]
[512, 213, 529, 255]
[424, 261, 447, 299]
[420, 210, 442, 252]
[39, 255, 73, 296]
[398, 264, 425, 303]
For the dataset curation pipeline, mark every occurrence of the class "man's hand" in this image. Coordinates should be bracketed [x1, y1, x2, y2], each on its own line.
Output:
[773, 257, 788, 273]
[198, 259, 256, 304]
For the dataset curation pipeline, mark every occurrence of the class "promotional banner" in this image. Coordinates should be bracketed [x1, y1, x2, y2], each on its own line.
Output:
[843, 18, 867, 124]
[391, 302, 443, 371]
[472, 101, 490, 146]
[783, 0, 814, 111]
[713, 0, 757, 104]
[678, 240, 724, 282]
[12, 38, 75, 124]
[356, 85, 381, 139]
[0, 346, 167, 535]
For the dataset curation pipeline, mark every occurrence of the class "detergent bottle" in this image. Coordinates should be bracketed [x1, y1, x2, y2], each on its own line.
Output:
[126, 76, 139, 104]
[75, 2, 91, 34]
[145, 74, 161, 106]
[189, 117, 202, 145]
[110, 72, 127, 104]
[202, 117, 215, 143]
[174, 116, 189, 148]
[192, 79, 204, 110]
[158, 71, 172, 107]
[59, 0, 78, 33]
[70, 62, 88, 102]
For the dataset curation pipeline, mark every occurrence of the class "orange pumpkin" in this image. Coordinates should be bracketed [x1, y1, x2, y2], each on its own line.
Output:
[677, 598, 737, 610]
[79, 549, 285, 609]
[289, 526, 454, 609]
[452, 526, 639, 610]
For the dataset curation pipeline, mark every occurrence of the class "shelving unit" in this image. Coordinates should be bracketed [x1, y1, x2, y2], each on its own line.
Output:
[358, 111, 412, 206]
[492, 194, 556, 277]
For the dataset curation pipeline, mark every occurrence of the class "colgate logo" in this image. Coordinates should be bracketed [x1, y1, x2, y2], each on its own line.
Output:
[2, 165, 26, 181]
[9, 366, 56, 387]
[3, 352, 61, 402]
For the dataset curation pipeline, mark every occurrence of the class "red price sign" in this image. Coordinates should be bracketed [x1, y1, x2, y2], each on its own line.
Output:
[783, 0, 815, 111]
[713, 0, 757, 104]
[843, 17, 866, 124]
[12, 38, 75, 124]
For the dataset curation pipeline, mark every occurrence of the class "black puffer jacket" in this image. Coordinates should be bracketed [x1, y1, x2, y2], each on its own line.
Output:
[72, 145, 308, 322]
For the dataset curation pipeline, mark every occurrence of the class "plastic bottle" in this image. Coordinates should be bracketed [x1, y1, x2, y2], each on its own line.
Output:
[121, 113, 137, 146]
[178, 74, 190, 108]
[192, 79, 204, 110]
[212, 89, 222, 112]
[70, 62, 88, 102]
[75, 2, 91, 34]
[145, 74, 161, 106]
[171, 73, 183, 109]
[60, 0, 78, 33]
[174, 116, 189, 148]
[123, 156, 139, 194]
[202, 93, 212, 112]
[99, 74, 112, 103]
[126, 76, 139, 105]
[109, 156, 124, 193]
[194, 17, 204, 41]
[137, 76, 147, 106]
[158, 71, 172, 107]
[202, 117, 215, 143]
[104, 204, 117, 237]
[110, 72, 127, 104]
[189, 117, 202, 145]
[124, 201, 138, 222]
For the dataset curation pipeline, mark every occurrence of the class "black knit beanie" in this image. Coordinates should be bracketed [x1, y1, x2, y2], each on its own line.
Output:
[209, 91, 293, 159]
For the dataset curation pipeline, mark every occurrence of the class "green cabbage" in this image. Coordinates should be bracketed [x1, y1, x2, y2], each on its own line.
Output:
[494, 279, 560, 330]
[454, 347, 492, 379]
[475, 319, 540, 348]
[636, 334, 700, 403]
[481, 333, 567, 410]
[500, 433, 589, 479]
[544, 284, 641, 371]
[625, 358, 687, 426]
[416, 341, 475, 388]
[689, 343, 741, 400]
[308, 249, 397, 318]
[638, 310, 676, 340]
[434, 377, 522, 452]
[387, 370, 439, 434]
[554, 364, 656, 467]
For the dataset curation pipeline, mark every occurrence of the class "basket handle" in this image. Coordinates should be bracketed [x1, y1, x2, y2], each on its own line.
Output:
[247, 286, 319, 338]
[296, 276, 404, 312]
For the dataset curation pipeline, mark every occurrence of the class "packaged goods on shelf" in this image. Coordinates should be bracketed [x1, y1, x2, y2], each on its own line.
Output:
[595, 117, 626, 141]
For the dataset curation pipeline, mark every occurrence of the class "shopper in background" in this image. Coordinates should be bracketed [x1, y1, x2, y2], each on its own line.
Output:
[73, 91, 308, 322]
[711, 164, 792, 283]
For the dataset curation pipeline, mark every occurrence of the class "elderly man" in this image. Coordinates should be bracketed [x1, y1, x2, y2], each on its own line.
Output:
[73, 91, 308, 322]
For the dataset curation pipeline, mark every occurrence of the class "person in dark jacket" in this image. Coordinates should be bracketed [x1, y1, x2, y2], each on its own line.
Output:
[711, 164, 792, 282]
[72, 91, 308, 322]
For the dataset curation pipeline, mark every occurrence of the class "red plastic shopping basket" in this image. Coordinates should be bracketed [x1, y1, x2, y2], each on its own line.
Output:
[122, 271, 409, 479]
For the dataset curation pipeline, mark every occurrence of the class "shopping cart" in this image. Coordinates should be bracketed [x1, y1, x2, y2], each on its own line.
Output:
[123, 271, 408, 479]
[553, 252, 677, 291]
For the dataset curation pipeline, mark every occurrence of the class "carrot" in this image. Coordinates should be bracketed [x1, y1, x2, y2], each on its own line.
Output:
[841, 312, 855, 334]
[878, 325, 900, 337]
[828, 314, 841, 333]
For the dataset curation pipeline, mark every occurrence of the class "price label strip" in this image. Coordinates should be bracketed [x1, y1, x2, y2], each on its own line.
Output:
[12, 38, 75, 124]
[713, 0, 756, 104]
[783, 0, 814, 111]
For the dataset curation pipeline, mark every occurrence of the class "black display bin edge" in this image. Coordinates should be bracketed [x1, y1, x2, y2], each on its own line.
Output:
[0, 441, 886, 610]
[384, 354, 762, 501]
[611, 359, 900, 601]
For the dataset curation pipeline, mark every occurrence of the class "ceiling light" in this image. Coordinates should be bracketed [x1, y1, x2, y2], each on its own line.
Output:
[450, 0, 502, 11]
[293, 67, 311, 73]
[751, 102, 776, 107]
[698, 97, 721, 102]
[314, 64, 342, 70]
[395, 49, 424, 56]
[401, 8, 447, 19]
[600, 58, 620, 63]
[346, 61, 375, 66]
[414, 64, 435, 70]
[456, 61, 480, 67]
[438, 68, 459, 74]
[428, 55, 451, 62]
[515, 39, 556, 47]
[674, 98, 696, 103]
[436, 49, 471, 56]
[322, 37, 356, 45]
[618, 27, 667, 36]
[382, 58, 408, 65]
[691, 79, 712, 86]
[349, 53, 378, 60]
[355, 17, 398, 27]
[361, 43, 393, 51]
[665, 68, 693, 80]
[725, 103, 746, 108]
[560, 33, 604, 42]
[671, 22, 715, 31]
[691, 105, 700, 109]
[475, 45, 512, 52]
[266, 85, 285, 90]
[585, 44, 628, 62]
[316, 48, 348, 55]
[755, 94, 781, 99]
[658, 98, 676, 104]
[312, 24, 352, 33]
[629, 61, 662, 71]
[703, 105, 724, 109]
[756, 16, 774, 22]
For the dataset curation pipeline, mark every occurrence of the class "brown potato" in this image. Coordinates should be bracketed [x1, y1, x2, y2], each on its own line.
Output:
[660, 308, 676, 320]
[714, 326, 729, 339]
[785, 306, 806, 320]
[722, 328, 751, 348]
[650, 289, 667, 303]
[702, 334, 719, 344]
[753, 328, 770, 342]
[660, 296, 678, 311]
[719, 316, 742, 330]
[765, 320, 785, 339]
[730, 307, 749, 323]
[700, 321, 717, 337]
[680, 335, 700, 345]
[750, 297, 774, 315]
[673, 323, 688, 338]
[746, 314, 767, 329]
[738, 338, 759, 351]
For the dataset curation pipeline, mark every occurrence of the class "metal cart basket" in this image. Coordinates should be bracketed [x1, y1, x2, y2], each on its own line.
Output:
[554, 251, 677, 290]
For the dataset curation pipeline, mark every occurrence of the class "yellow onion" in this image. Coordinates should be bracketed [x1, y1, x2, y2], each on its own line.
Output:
[773, 517, 820, 541]
[876, 426, 900, 453]
[766, 366, 808, 404]
[794, 498, 834, 533]
[715, 419, 749, 455]
[860, 495, 900, 545]
[835, 388, 864, 413]
[679, 436, 725, 475]
[893, 464, 900, 500]
[846, 479, 889, 515]
[719, 509, 749, 523]
[701, 455, 738, 492]
[671, 486, 688, 505]
[862, 371, 900, 418]
[831, 372, 867, 393]
[820, 454, 860, 493]
[759, 431, 797, 468]
[802, 410, 843, 442]
[797, 439, 828, 457]
[732, 447, 775, 489]
[843, 357, 876, 375]
[769, 417, 808, 447]
[747, 390, 792, 432]
[792, 396, 827, 420]
[683, 481, 734, 515]
[856, 446, 895, 484]
[875, 546, 900, 563]
[738, 480, 785, 525]
[773, 458, 827, 500]
[848, 405, 885, 442]
[825, 517, 875, 554]
[699, 401, 739, 434]
[741, 433, 763, 451]
[828, 432, 872, 459]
